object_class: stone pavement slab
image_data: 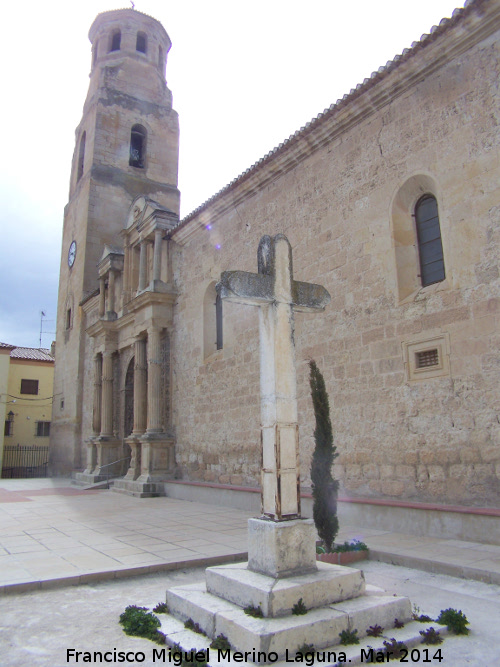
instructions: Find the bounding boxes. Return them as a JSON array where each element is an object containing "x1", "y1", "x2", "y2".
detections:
[
  {"x1": 0, "y1": 479, "x2": 250, "y2": 593},
  {"x1": 1, "y1": 478, "x2": 500, "y2": 594}
]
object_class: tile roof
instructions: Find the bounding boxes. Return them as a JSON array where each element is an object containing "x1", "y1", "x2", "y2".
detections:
[
  {"x1": 10, "y1": 348, "x2": 54, "y2": 362},
  {"x1": 0, "y1": 342, "x2": 16, "y2": 350}
]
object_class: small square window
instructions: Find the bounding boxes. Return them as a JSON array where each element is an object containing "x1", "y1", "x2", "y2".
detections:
[
  {"x1": 403, "y1": 335, "x2": 450, "y2": 382},
  {"x1": 21, "y1": 379, "x2": 39, "y2": 395},
  {"x1": 36, "y1": 421, "x2": 51, "y2": 437}
]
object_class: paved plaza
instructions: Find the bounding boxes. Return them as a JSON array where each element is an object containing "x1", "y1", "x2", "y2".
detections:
[
  {"x1": 1, "y1": 479, "x2": 500, "y2": 592},
  {"x1": 0, "y1": 479, "x2": 500, "y2": 666}
]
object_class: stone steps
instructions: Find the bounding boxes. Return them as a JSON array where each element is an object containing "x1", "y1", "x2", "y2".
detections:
[
  {"x1": 112, "y1": 479, "x2": 166, "y2": 497},
  {"x1": 157, "y1": 611, "x2": 441, "y2": 666},
  {"x1": 205, "y1": 561, "x2": 366, "y2": 617},
  {"x1": 165, "y1": 562, "x2": 412, "y2": 659}
]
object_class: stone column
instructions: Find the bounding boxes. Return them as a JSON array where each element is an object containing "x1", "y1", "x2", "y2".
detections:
[
  {"x1": 100, "y1": 351, "x2": 114, "y2": 437},
  {"x1": 99, "y1": 277, "x2": 106, "y2": 317},
  {"x1": 107, "y1": 270, "x2": 116, "y2": 315},
  {"x1": 146, "y1": 326, "x2": 163, "y2": 433},
  {"x1": 138, "y1": 240, "x2": 147, "y2": 292},
  {"x1": 92, "y1": 354, "x2": 102, "y2": 434},
  {"x1": 152, "y1": 229, "x2": 163, "y2": 283},
  {"x1": 133, "y1": 338, "x2": 147, "y2": 434}
]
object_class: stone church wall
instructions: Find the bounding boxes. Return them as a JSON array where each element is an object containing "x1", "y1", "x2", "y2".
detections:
[{"x1": 170, "y1": 14, "x2": 500, "y2": 506}]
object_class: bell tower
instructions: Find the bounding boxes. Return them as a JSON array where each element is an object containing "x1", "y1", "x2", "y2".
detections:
[{"x1": 50, "y1": 9, "x2": 179, "y2": 474}]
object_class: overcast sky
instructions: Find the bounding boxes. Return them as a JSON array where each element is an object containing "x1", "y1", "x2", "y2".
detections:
[{"x1": 0, "y1": 0, "x2": 464, "y2": 349}]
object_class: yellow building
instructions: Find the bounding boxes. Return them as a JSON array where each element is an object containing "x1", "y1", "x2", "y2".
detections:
[{"x1": 1, "y1": 345, "x2": 54, "y2": 477}]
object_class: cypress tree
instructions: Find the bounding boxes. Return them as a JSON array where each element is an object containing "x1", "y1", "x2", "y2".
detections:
[{"x1": 309, "y1": 360, "x2": 339, "y2": 552}]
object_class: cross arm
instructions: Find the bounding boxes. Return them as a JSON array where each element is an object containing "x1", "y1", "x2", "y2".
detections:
[
  {"x1": 292, "y1": 280, "x2": 331, "y2": 311},
  {"x1": 217, "y1": 270, "x2": 274, "y2": 306}
]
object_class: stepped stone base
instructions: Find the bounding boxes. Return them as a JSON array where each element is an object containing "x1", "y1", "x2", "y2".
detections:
[
  {"x1": 166, "y1": 560, "x2": 412, "y2": 660},
  {"x1": 158, "y1": 612, "x2": 439, "y2": 666},
  {"x1": 165, "y1": 516, "x2": 412, "y2": 663},
  {"x1": 205, "y1": 561, "x2": 365, "y2": 617},
  {"x1": 112, "y1": 479, "x2": 165, "y2": 497}
]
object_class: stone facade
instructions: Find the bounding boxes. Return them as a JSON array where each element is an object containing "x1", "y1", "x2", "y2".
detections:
[
  {"x1": 52, "y1": 1, "x2": 500, "y2": 507},
  {"x1": 170, "y1": 0, "x2": 500, "y2": 507}
]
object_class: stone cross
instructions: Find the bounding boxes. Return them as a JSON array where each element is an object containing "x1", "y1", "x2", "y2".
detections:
[{"x1": 217, "y1": 234, "x2": 330, "y2": 521}]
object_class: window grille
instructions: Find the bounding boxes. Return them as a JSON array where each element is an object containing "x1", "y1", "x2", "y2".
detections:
[{"x1": 416, "y1": 349, "x2": 439, "y2": 369}]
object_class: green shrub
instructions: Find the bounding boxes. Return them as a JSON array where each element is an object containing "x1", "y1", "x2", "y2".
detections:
[
  {"x1": 333, "y1": 539, "x2": 369, "y2": 552},
  {"x1": 420, "y1": 627, "x2": 443, "y2": 645},
  {"x1": 416, "y1": 614, "x2": 434, "y2": 623},
  {"x1": 436, "y1": 608, "x2": 469, "y2": 635},
  {"x1": 184, "y1": 618, "x2": 206, "y2": 635},
  {"x1": 297, "y1": 644, "x2": 315, "y2": 656},
  {"x1": 366, "y1": 624, "x2": 384, "y2": 637},
  {"x1": 210, "y1": 634, "x2": 231, "y2": 650},
  {"x1": 119, "y1": 605, "x2": 161, "y2": 642},
  {"x1": 382, "y1": 639, "x2": 408, "y2": 659},
  {"x1": 244, "y1": 605, "x2": 263, "y2": 618},
  {"x1": 339, "y1": 628, "x2": 359, "y2": 645},
  {"x1": 292, "y1": 598, "x2": 308, "y2": 616}
]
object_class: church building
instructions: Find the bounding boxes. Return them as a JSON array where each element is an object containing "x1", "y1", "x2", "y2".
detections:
[{"x1": 50, "y1": 1, "x2": 500, "y2": 534}]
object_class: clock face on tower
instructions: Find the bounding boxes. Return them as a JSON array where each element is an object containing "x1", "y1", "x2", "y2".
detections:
[{"x1": 68, "y1": 240, "x2": 77, "y2": 268}]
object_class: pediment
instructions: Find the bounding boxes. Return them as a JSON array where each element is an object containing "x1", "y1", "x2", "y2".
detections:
[{"x1": 126, "y1": 195, "x2": 177, "y2": 232}]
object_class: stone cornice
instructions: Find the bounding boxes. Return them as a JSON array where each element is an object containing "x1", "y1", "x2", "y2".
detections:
[
  {"x1": 126, "y1": 286, "x2": 177, "y2": 314},
  {"x1": 172, "y1": 0, "x2": 499, "y2": 246},
  {"x1": 86, "y1": 318, "x2": 118, "y2": 339}
]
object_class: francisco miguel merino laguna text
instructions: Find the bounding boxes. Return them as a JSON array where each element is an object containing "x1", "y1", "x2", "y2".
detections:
[{"x1": 66, "y1": 647, "x2": 351, "y2": 664}]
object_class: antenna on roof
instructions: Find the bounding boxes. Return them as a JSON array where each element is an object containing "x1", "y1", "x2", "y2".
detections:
[{"x1": 39, "y1": 311, "x2": 46, "y2": 348}]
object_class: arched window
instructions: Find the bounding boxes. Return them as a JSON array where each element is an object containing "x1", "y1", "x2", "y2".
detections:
[
  {"x1": 129, "y1": 125, "x2": 146, "y2": 168},
  {"x1": 77, "y1": 132, "x2": 86, "y2": 181},
  {"x1": 110, "y1": 30, "x2": 121, "y2": 52},
  {"x1": 415, "y1": 195, "x2": 445, "y2": 286},
  {"x1": 136, "y1": 32, "x2": 147, "y2": 54},
  {"x1": 158, "y1": 46, "x2": 164, "y2": 68}
]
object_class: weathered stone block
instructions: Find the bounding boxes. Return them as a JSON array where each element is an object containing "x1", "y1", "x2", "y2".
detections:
[{"x1": 247, "y1": 518, "x2": 317, "y2": 578}]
